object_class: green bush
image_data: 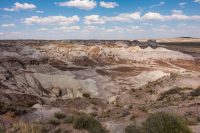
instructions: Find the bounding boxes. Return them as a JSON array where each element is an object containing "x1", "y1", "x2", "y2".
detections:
[
  {"x1": 54, "y1": 112, "x2": 66, "y2": 119},
  {"x1": 143, "y1": 112, "x2": 192, "y2": 133},
  {"x1": 0, "y1": 128, "x2": 4, "y2": 133},
  {"x1": 138, "y1": 105, "x2": 148, "y2": 112},
  {"x1": 125, "y1": 125, "x2": 141, "y2": 133},
  {"x1": 128, "y1": 105, "x2": 133, "y2": 110},
  {"x1": 73, "y1": 115, "x2": 105, "y2": 133},
  {"x1": 82, "y1": 93, "x2": 91, "y2": 98},
  {"x1": 190, "y1": 87, "x2": 200, "y2": 97},
  {"x1": 64, "y1": 115, "x2": 74, "y2": 124},
  {"x1": 49, "y1": 119, "x2": 60, "y2": 126}
]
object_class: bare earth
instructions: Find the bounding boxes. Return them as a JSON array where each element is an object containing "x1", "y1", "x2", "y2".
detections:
[{"x1": 0, "y1": 39, "x2": 199, "y2": 133}]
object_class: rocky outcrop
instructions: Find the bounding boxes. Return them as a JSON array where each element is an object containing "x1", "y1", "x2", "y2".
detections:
[{"x1": 42, "y1": 44, "x2": 193, "y2": 66}]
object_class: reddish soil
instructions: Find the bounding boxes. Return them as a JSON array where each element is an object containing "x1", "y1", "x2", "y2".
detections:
[{"x1": 170, "y1": 60, "x2": 200, "y2": 72}]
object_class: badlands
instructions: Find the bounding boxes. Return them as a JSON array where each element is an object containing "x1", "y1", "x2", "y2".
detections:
[{"x1": 0, "y1": 39, "x2": 199, "y2": 133}]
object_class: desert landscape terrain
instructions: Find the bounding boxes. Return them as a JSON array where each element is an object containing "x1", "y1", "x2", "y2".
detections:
[{"x1": 0, "y1": 38, "x2": 199, "y2": 133}]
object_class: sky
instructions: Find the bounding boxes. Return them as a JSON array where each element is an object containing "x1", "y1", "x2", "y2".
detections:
[{"x1": 0, "y1": 0, "x2": 200, "y2": 40}]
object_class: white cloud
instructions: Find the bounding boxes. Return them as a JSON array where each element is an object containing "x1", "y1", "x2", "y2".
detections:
[
  {"x1": 153, "y1": 25, "x2": 169, "y2": 32},
  {"x1": 127, "y1": 26, "x2": 142, "y2": 31},
  {"x1": 82, "y1": 25, "x2": 100, "y2": 32},
  {"x1": 169, "y1": 14, "x2": 189, "y2": 20},
  {"x1": 179, "y1": 2, "x2": 187, "y2": 8},
  {"x1": 142, "y1": 12, "x2": 164, "y2": 20},
  {"x1": 37, "y1": 28, "x2": 48, "y2": 31},
  {"x1": 99, "y1": 1, "x2": 119, "y2": 8},
  {"x1": 11, "y1": 32, "x2": 23, "y2": 35},
  {"x1": 1, "y1": 23, "x2": 15, "y2": 28},
  {"x1": 82, "y1": 25, "x2": 143, "y2": 33},
  {"x1": 2, "y1": 15, "x2": 12, "y2": 18},
  {"x1": 171, "y1": 10, "x2": 183, "y2": 15},
  {"x1": 0, "y1": 32, "x2": 22, "y2": 36},
  {"x1": 0, "y1": 32, "x2": 5, "y2": 35},
  {"x1": 142, "y1": 23, "x2": 153, "y2": 26},
  {"x1": 191, "y1": 15, "x2": 200, "y2": 20},
  {"x1": 55, "y1": 0, "x2": 96, "y2": 10},
  {"x1": 24, "y1": 15, "x2": 80, "y2": 25},
  {"x1": 194, "y1": 0, "x2": 200, "y2": 3},
  {"x1": 104, "y1": 12, "x2": 141, "y2": 22},
  {"x1": 84, "y1": 11, "x2": 200, "y2": 24},
  {"x1": 84, "y1": 15, "x2": 106, "y2": 24},
  {"x1": 35, "y1": 10, "x2": 44, "y2": 13},
  {"x1": 142, "y1": 12, "x2": 200, "y2": 21},
  {"x1": 3, "y1": 2, "x2": 36, "y2": 11},
  {"x1": 84, "y1": 12, "x2": 141, "y2": 24},
  {"x1": 150, "y1": 1, "x2": 165, "y2": 8},
  {"x1": 54, "y1": 26, "x2": 80, "y2": 31}
]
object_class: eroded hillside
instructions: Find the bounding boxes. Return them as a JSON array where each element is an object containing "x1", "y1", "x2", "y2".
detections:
[{"x1": 0, "y1": 40, "x2": 199, "y2": 133}]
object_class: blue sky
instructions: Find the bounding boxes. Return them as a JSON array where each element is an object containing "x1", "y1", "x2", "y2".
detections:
[{"x1": 0, "y1": 0, "x2": 200, "y2": 40}]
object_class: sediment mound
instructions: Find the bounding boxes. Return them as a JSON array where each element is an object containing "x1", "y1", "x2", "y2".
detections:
[{"x1": 42, "y1": 44, "x2": 193, "y2": 65}]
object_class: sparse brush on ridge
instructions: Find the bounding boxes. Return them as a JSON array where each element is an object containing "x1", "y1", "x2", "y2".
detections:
[
  {"x1": 0, "y1": 102, "x2": 33, "y2": 116},
  {"x1": 158, "y1": 87, "x2": 182, "y2": 101},
  {"x1": 142, "y1": 112, "x2": 192, "y2": 133}
]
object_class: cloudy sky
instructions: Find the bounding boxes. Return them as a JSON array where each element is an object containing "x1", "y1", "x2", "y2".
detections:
[{"x1": 0, "y1": 0, "x2": 200, "y2": 40}]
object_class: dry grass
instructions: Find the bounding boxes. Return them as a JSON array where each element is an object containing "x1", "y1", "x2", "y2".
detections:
[{"x1": 13, "y1": 122, "x2": 42, "y2": 133}]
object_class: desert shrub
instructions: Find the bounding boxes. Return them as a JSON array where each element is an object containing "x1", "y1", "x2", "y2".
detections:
[
  {"x1": 121, "y1": 109, "x2": 130, "y2": 117},
  {"x1": 64, "y1": 115, "x2": 74, "y2": 124},
  {"x1": 128, "y1": 105, "x2": 133, "y2": 110},
  {"x1": 185, "y1": 117, "x2": 199, "y2": 125},
  {"x1": 130, "y1": 114, "x2": 138, "y2": 121},
  {"x1": 184, "y1": 112, "x2": 199, "y2": 125},
  {"x1": 125, "y1": 125, "x2": 141, "y2": 133},
  {"x1": 54, "y1": 128, "x2": 70, "y2": 133},
  {"x1": 143, "y1": 112, "x2": 192, "y2": 133},
  {"x1": 49, "y1": 119, "x2": 60, "y2": 126},
  {"x1": 90, "y1": 99, "x2": 98, "y2": 105},
  {"x1": 190, "y1": 87, "x2": 200, "y2": 97},
  {"x1": 82, "y1": 93, "x2": 91, "y2": 98},
  {"x1": 54, "y1": 128, "x2": 62, "y2": 133},
  {"x1": 73, "y1": 115, "x2": 105, "y2": 133},
  {"x1": 0, "y1": 128, "x2": 4, "y2": 133},
  {"x1": 90, "y1": 112, "x2": 98, "y2": 117},
  {"x1": 138, "y1": 106, "x2": 148, "y2": 113},
  {"x1": 54, "y1": 112, "x2": 66, "y2": 119},
  {"x1": 13, "y1": 122, "x2": 42, "y2": 133},
  {"x1": 146, "y1": 89, "x2": 155, "y2": 95}
]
